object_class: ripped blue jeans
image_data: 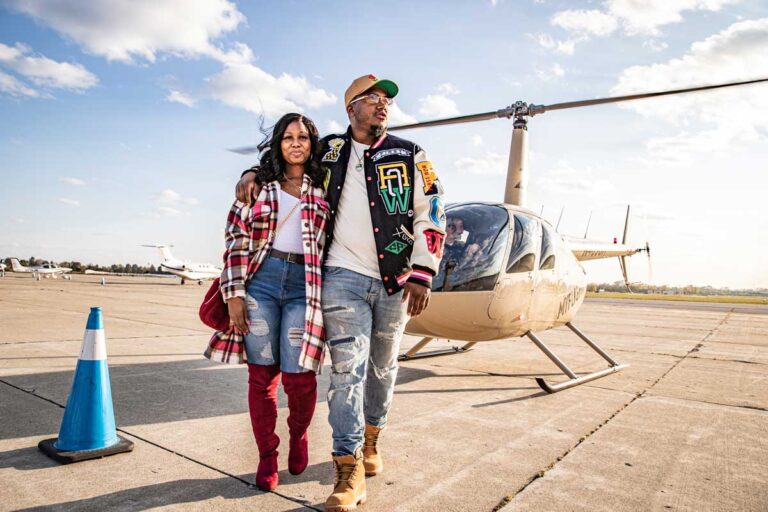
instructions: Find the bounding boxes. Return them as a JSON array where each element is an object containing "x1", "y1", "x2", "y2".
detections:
[
  {"x1": 243, "y1": 256, "x2": 308, "y2": 374},
  {"x1": 322, "y1": 266, "x2": 408, "y2": 456}
]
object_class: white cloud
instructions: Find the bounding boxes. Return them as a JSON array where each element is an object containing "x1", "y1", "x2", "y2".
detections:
[
  {"x1": 455, "y1": 152, "x2": 507, "y2": 175},
  {"x1": 607, "y1": 0, "x2": 736, "y2": 36},
  {"x1": 548, "y1": 1, "x2": 737, "y2": 54},
  {"x1": 157, "y1": 189, "x2": 182, "y2": 203},
  {"x1": 611, "y1": 18, "x2": 768, "y2": 162},
  {"x1": 207, "y1": 64, "x2": 336, "y2": 118},
  {"x1": 59, "y1": 177, "x2": 85, "y2": 186},
  {"x1": 551, "y1": 9, "x2": 618, "y2": 37},
  {"x1": 155, "y1": 189, "x2": 198, "y2": 214},
  {"x1": 536, "y1": 160, "x2": 614, "y2": 195},
  {"x1": 3, "y1": 0, "x2": 246, "y2": 64},
  {"x1": 643, "y1": 39, "x2": 669, "y2": 52},
  {"x1": 166, "y1": 90, "x2": 197, "y2": 107},
  {"x1": 156, "y1": 206, "x2": 181, "y2": 217},
  {"x1": 58, "y1": 198, "x2": 80, "y2": 206},
  {"x1": 535, "y1": 63, "x2": 565, "y2": 81},
  {"x1": 0, "y1": 69, "x2": 38, "y2": 97},
  {"x1": 472, "y1": 135, "x2": 483, "y2": 146},
  {"x1": 533, "y1": 33, "x2": 577, "y2": 55},
  {"x1": 437, "y1": 82, "x2": 460, "y2": 95},
  {"x1": 418, "y1": 94, "x2": 460, "y2": 117},
  {"x1": 0, "y1": 43, "x2": 98, "y2": 91},
  {"x1": 387, "y1": 103, "x2": 417, "y2": 125},
  {"x1": 327, "y1": 120, "x2": 344, "y2": 133}
]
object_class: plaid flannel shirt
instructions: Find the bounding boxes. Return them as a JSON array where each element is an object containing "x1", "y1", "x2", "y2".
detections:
[{"x1": 204, "y1": 176, "x2": 329, "y2": 372}]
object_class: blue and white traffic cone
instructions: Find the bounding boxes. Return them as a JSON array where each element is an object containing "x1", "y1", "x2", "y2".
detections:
[{"x1": 39, "y1": 307, "x2": 133, "y2": 463}]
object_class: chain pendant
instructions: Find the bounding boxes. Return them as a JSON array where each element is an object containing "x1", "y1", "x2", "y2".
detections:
[{"x1": 355, "y1": 162, "x2": 363, "y2": 172}]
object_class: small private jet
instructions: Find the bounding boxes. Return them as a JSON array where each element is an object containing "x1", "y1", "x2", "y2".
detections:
[
  {"x1": 10, "y1": 258, "x2": 72, "y2": 278},
  {"x1": 143, "y1": 245, "x2": 221, "y2": 284}
]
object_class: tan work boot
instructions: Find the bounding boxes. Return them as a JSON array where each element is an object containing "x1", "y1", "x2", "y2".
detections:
[
  {"x1": 326, "y1": 450, "x2": 367, "y2": 511},
  {"x1": 363, "y1": 424, "x2": 383, "y2": 476}
]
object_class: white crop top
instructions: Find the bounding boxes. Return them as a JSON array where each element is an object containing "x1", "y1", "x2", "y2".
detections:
[{"x1": 272, "y1": 189, "x2": 304, "y2": 254}]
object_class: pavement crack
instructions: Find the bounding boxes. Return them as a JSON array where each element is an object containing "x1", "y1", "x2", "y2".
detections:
[{"x1": 496, "y1": 308, "x2": 736, "y2": 510}]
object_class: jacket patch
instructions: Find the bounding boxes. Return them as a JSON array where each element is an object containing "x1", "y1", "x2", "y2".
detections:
[
  {"x1": 371, "y1": 148, "x2": 412, "y2": 162},
  {"x1": 377, "y1": 162, "x2": 412, "y2": 215},
  {"x1": 424, "y1": 229, "x2": 445, "y2": 259},
  {"x1": 393, "y1": 225, "x2": 415, "y2": 245},
  {"x1": 385, "y1": 240, "x2": 409, "y2": 254},
  {"x1": 322, "y1": 138, "x2": 345, "y2": 162},
  {"x1": 416, "y1": 161, "x2": 440, "y2": 194},
  {"x1": 428, "y1": 196, "x2": 446, "y2": 228}
]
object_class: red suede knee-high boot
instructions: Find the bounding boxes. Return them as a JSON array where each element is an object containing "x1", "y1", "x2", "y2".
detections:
[
  {"x1": 247, "y1": 363, "x2": 281, "y2": 491},
  {"x1": 281, "y1": 371, "x2": 317, "y2": 475}
]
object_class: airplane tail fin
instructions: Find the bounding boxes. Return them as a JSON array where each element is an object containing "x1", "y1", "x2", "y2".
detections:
[
  {"x1": 10, "y1": 258, "x2": 26, "y2": 272},
  {"x1": 141, "y1": 244, "x2": 175, "y2": 262}
]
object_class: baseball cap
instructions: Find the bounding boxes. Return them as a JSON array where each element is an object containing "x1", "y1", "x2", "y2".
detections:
[{"x1": 344, "y1": 74, "x2": 399, "y2": 107}]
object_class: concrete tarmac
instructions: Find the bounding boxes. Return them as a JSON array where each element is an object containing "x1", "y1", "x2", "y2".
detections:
[{"x1": 1, "y1": 274, "x2": 766, "y2": 511}]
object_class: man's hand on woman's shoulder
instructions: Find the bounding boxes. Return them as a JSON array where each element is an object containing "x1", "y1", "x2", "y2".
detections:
[{"x1": 236, "y1": 170, "x2": 260, "y2": 205}]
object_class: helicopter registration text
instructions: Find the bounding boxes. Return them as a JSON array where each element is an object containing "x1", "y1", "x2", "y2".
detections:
[{"x1": 557, "y1": 286, "x2": 585, "y2": 319}]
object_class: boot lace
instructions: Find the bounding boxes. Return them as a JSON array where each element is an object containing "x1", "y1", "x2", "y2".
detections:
[
  {"x1": 363, "y1": 428, "x2": 380, "y2": 453},
  {"x1": 334, "y1": 460, "x2": 357, "y2": 486}
]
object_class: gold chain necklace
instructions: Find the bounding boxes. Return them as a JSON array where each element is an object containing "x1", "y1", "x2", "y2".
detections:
[{"x1": 282, "y1": 174, "x2": 302, "y2": 194}]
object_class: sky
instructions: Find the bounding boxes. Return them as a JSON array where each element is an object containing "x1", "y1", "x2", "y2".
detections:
[{"x1": 1, "y1": 0, "x2": 767, "y2": 289}]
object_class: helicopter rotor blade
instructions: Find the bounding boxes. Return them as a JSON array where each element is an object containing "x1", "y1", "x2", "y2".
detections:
[
  {"x1": 388, "y1": 77, "x2": 768, "y2": 131},
  {"x1": 541, "y1": 77, "x2": 768, "y2": 113},
  {"x1": 228, "y1": 145, "x2": 260, "y2": 155},
  {"x1": 388, "y1": 110, "x2": 503, "y2": 131}
]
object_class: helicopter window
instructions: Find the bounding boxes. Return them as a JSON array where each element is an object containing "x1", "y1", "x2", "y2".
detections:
[
  {"x1": 506, "y1": 214, "x2": 538, "y2": 273},
  {"x1": 433, "y1": 203, "x2": 509, "y2": 292},
  {"x1": 540, "y1": 223, "x2": 556, "y2": 270}
]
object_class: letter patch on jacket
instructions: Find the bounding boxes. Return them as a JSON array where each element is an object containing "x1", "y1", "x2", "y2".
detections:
[
  {"x1": 322, "y1": 138, "x2": 345, "y2": 162},
  {"x1": 424, "y1": 229, "x2": 445, "y2": 258},
  {"x1": 377, "y1": 162, "x2": 411, "y2": 215},
  {"x1": 416, "y1": 161, "x2": 440, "y2": 195}
]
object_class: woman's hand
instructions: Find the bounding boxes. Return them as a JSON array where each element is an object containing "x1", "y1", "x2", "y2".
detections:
[
  {"x1": 236, "y1": 171, "x2": 261, "y2": 205},
  {"x1": 227, "y1": 297, "x2": 249, "y2": 334}
]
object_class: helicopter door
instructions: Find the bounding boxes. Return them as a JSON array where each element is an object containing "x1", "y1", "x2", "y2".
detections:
[
  {"x1": 488, "y1": 212, "x2": 539, "y2": 322},
  {"x1": 528, "y1": 222, "x2": 562, "y2": 331}
]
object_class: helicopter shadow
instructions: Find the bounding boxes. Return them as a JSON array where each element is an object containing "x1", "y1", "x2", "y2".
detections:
[{"x1": 394, "y1": 365, "x2": 545, "y2": 401}]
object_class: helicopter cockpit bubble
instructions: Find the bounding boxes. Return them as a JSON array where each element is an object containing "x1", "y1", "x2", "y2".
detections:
[{"x1": 433, "y1": 203, "x2": 510, "y2": 292}]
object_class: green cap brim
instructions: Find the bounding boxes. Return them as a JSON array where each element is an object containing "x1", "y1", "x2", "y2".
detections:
[{"x1": 373, "y1": 79, "x2": 399, "y2": 99}]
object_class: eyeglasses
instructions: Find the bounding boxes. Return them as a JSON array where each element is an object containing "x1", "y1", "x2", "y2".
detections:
[{"x1": 349, "y1": 93, "x2": 394, "y2": 106}]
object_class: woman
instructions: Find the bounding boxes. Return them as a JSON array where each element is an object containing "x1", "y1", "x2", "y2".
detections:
[{"x1": 205, "y1": 113, "x2": 329, "y2": 491}]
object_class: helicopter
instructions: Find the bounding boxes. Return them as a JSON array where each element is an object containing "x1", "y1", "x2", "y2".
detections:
[{"x1": 386, "y1": 77, "x2": 768, "y2": 393}]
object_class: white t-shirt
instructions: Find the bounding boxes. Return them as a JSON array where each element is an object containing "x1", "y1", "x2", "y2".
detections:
[
  {"x1": 324, "y1": 139, "x2": 380, "y2": 279},
  {"x1": 272, "y1": 189, "x2": 304, "y2": 254}
]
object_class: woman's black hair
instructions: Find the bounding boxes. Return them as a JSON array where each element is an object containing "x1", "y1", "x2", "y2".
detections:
[{"x1": 249, "y1": 113, "x2": 325, "y2": 189}]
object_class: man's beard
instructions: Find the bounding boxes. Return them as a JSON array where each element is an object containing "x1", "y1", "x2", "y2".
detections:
[{"x1": 369, "y1": 122, "x2": 386, "y2": 138}]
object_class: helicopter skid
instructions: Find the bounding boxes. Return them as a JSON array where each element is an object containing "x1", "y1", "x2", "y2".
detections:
[
  {"x1": 398, "y1": 337, "x2": 477, "y2": 361},
  {"x1": 527, "y1": 322, "x2": 628, "y2": 394}
]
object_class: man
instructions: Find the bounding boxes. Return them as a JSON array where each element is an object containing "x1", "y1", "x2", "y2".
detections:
[{"x1": 237, "y1": 74, "x2": 445, "y2": 511}]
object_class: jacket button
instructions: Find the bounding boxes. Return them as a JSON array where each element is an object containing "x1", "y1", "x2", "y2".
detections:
[
  {"x1": 379, "y1": 254, "x2": 384, "y2": 259},
  {"x1": 367, "y1": 176, "x2": 372, "y2": 181},
  {"x1": 383, "y1": 276, "x2": 389, "y2": 281},
  {"x1": 331, "y1": 210, "x2": 335, "y2": 214},
  {"x1": 387, "y1": 288, "x2": 393, "y2": 293},
  {"x1": 374, "y1": 227, "x2": 379, "y2": 233},
  {"x1": 337, "y1": 185, "x2": 341, "y2": 189},
  {"x1": 370, "y1": 201, "x2": 375, "y2": 207}
]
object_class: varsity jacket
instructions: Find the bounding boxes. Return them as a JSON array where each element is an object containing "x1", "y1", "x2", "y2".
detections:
[{"x1": 321, "y1": 128, "x2": 446, "y2": 295}]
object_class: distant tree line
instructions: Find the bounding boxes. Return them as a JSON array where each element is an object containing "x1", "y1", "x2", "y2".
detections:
[
  {"x1": 588, "y1": 281, "x2": 768, "y2": 297},
  {"x1": 1, "y1": 257, "x2": 170, "y2": 275}
]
